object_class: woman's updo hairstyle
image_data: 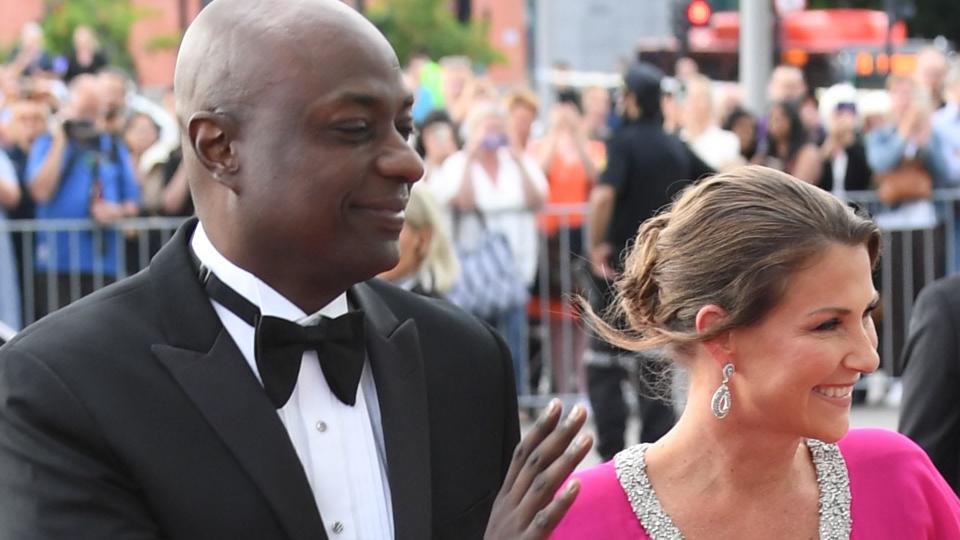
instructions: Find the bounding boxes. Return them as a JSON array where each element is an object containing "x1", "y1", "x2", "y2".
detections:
[{"x1": 592, "y1": 165, "x2": 880, "y2": 358}]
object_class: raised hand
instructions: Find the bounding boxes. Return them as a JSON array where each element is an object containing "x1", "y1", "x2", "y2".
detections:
[{"x1": 484, "y1": 400, "x2": 593, "y2": 540}]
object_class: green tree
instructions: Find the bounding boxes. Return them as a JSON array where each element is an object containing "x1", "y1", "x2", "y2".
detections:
[
  {"x1": 366, "y1": 0, "x2": 503, "y2": 66},
  {"x1": 41, "y1": 0, "x2": 152, "y2": 76}
]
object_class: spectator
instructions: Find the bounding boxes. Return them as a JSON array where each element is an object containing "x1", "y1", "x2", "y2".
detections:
[
  {"x1": 505, "y1": 87, "x2": 539, "y2": 155},
  {"x1": 674, "y1": 56, "x2": 699, "y2": 83},
  {"x1": 4, "y1": 99, "x2": 48, "y2": 212},
  {"x1": 680, "y1": 74, "x2": 743, "y2": 171},
  {"x1": 155, "y1": 86, "x2": 192, "y2": 218},
  {"x1": 63, "y1": 26, "x2": 108, "y2": 83},
  {"x1": 533, "y1": 100, "x2": 603, "y2": 254},
  {"x1": 377, "y1": 185, "x2": 459, "y2": 298},
  {"x1": 722, "y1": 106, "x2": 757, "y2": 161},
  {"x1": 6, "y1": 22, "x2": 54, "y2": 78},
  {"x1": 715, "y1": 82, "x2": 743, "y2": 126},
  {"x1": 859, "y1": 89, "x2": 892, "y2": 135},
  {"x1": 866, "y1": 76, "x2": 950, "y2": 406},
  {"x1": 123, "y1": 112, "x2": 162, "y2": 213},
  {"x1": 430, "y1": 102, "x2": 549, "y2": 390},
  {"x1": 26, "y1": 75, "x2": 139, "y2": 317},
  {"x1": 581, "y1": 86, "x2": 612, "y2": 141},
  {"x1": 585, "y1": 62, "x2": 712, "y2": 460},
  {"x1": 767, "y1": 65, "x2": 807, "y2": 104},
  {"x1": 0, "y1": 150, "x2": 21, "y2": 331},
  {"x1": 866, "y1": 76, "x2": 949, "y2": 207},
  {"x1": 660, "y1": 76, "x2": 683, "y2": 135},
  {"x1": 407, "y1": 52, "x2": 443, "y2": 124},
  {"x1": 817, "y1": 83, "x2": 872, "y2": 195},
  {"x1": 800, "y1": 92, "x2": 825, "y2": 144},
  {"x1": 97, "y1": 69, "x2": 179, "y2": 169},
  {"x1": 933, "y1": 60, "x2": 960, "y2": 186},
  {"x1": 529, "y1": 99, "x2": 604, "y2": 396},
  {"x1": 915, "y1": 46, "x2": 950, "y2": 111},
  {"x1": 757, "y1": 65, "x2": 808, "y2": 143},
  {"x1": 439, "y1": 55, "x2": 474, "y2": 124},
  {"x1": 3, "y1": 98, "x2": 49, "y2": 317},
  {"x1": 414, "y1": 109, "x2": 458, "y2": 186},
  {"x1": 752, "y1": 101, "x2": 822, "y2": 184}
]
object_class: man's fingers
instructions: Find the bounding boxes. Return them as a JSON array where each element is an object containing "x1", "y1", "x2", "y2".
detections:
[
  {"x1": 521, "y1": 479, "x2": 582, "y2": 540},
  {"x1": 510, "y1": 404, "x2": 587, "y2": 499},
  {"x1": 501, "y1": 399, "x2": 563, "y2": 492},
  {"x1": 517, "y1": 430, "x2": 593, "y2": 520}
]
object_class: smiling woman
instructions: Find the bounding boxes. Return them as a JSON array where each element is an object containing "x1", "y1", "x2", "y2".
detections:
[{"x1": 551, "y1": 165, "x2": 960, "y2": 539}]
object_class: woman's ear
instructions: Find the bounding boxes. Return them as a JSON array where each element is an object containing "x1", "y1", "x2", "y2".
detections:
[{"x1": 696, "y1": 304, "x2": 732, "y2": 367}]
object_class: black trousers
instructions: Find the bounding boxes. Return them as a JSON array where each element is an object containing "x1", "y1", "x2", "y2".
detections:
[
  {"x1": 586, "y1": 359, "x2": 675, "y2": 461},
  {"x1": 585, "y1": 273, "x2": 675, "y2": 461}
]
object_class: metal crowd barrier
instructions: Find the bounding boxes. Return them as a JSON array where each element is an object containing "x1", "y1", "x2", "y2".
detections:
[{"x1": 3, "y1": 192, "x2": 959, "y2": 406}]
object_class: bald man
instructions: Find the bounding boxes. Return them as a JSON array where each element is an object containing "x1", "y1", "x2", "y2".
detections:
[{"x1": 0, "y1": 1, "x2": 593, "y2": 539}]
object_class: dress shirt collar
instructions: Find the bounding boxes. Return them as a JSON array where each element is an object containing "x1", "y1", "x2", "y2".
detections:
[{"x1": 190, "y1": 221, "x2": 348, "y2": 324}]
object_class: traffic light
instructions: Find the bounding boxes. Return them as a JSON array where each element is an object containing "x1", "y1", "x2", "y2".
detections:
[
  {"x1": 673, "y1": 0, "x2": 712, "y2": 55},
  {"x1": 686, "y1": 0, "x2": 712, "y2": 27}
]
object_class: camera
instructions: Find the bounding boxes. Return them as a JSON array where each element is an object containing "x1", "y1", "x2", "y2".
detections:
[{"x1": 63, "y1": 119, "x2": 100, "y2": 147}]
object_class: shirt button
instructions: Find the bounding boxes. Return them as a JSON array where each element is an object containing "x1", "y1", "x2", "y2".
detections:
[
  {"x1": 315, "y1": 421, "x2": 327, "y2": 433},
  {"x1": 332, "y1": 521, "x2": 344, "y2": 534}
]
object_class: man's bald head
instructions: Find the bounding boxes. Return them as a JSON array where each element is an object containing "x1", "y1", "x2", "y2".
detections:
[{"x1": 174, "y1": 0, "x2": 393, "y2": 126}]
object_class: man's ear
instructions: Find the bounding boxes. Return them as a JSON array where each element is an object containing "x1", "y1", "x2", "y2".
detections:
[
  {"x1": 188, "y1": 111, "x2": 240, "y2": 189},
  {"x1": 695, "y1": 304, "x2": 732, "y2": 367}
]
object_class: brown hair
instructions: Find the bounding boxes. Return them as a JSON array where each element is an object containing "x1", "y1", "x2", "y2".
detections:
[{"x1": 590, "y1": 165, "x2": 880, "y2": 357}]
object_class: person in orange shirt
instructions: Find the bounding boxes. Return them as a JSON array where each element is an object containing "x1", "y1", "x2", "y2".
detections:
[{"x1": 529, "y1": 98, "x2": 606, "y2": 396}]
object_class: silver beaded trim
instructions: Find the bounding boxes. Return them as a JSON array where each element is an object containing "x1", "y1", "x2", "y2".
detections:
[
  {"x1": 614, "y1": 444, "x2": 684, "y2": 540},
  {"x1": 613, "y1": 439, "x2": 851, "y2": 540},
  {"x1": 807, "y1": 438, "x2": 853, "y2": 540}
]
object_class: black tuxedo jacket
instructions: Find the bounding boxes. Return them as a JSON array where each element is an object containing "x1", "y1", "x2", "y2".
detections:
[
  {"x1": 900, "y1": 274, "x2": 960, "y2": 496},
  {"x1": 0, "y1": 219, "x2": 520, "y2": 539}
]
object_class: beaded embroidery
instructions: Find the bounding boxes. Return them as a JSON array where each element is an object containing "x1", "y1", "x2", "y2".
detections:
[{"x1": 613, "y1": 439, "x2": 851, "y2": 539}]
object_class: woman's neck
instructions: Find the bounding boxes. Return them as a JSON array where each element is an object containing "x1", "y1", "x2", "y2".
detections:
[{"x1": 645, "y1": 372, "x2": 811, "y2": 496}]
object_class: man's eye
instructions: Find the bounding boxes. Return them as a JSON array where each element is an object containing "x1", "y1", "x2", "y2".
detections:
[
  {"x1": 335, "y1": 121, "x2": 371, "y2": 137},
  {"x1": 397, "y1": 124, "x2": 415, "y2": 140},
  {"x1": 814, "y1": 319, "x2": 841, "y2": 332}
]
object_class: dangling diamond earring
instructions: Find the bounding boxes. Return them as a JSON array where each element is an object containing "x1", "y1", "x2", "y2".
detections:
[{"x1": 711, "y1": 363, "x2": 735, "y2": 419}]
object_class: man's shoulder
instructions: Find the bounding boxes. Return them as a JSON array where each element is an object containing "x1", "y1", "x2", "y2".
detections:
[
  {"x1": 917, "y1": 274, "x2": 960, "y2": 312},
  {"x1": 3, "y1": 271, "x2": 156, "y2": 362}
]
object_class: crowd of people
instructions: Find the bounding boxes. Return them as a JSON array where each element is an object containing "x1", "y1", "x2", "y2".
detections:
[
  {"x1": 2, "y1": 20, "x2": 960, "y2": 399},
  {"x1": 0, "y1": 24, "x2": 189, "y2": 331},
  {"x1": 1, "y1": 1, "x2": 960, "y2": 537}
]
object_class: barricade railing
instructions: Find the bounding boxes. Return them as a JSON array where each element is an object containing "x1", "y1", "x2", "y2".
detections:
[{"x1": 3, "y1": 191, "x2": 958, "y2": 407}]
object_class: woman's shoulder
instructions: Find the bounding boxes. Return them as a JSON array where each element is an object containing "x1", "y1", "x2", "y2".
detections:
[
  {"x1": 839, "y1": 429, "x2": 960, "y2": 537},
  {"x1": 552, "y1": 459, "x2": 649, "y2": 540},
  {"x1": 839, "y1": 427, "x2": 928, "y2": 464}
]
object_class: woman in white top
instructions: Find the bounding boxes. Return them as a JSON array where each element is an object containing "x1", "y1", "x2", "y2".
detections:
[
  {"x1": 680, "y1": 75, "x2": 743, "y2": 172},
  {"x1": 428, "y1": 101, "x2": 549, "y2": 390}
]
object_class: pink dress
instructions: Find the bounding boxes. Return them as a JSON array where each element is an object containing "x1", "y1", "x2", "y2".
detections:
[{"x1": 552, "y1": 429, "x2": 960, "y2": 539}]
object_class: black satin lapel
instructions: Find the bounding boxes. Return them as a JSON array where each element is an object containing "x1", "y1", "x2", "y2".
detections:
[
  {"x1": 361, "y1": 307, "x2": 432, "y2": 539},
  {"x1": 152, "y1": 331, "x2": 328, "y2": 540}
]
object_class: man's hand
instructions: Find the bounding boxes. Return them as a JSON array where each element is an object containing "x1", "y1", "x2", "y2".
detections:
[
  {"x1": 589, "y1": 243, "x2": 617, "y2": 280},
  {"x1": 484, "y1": 400, "x2": 593, "y2": 540},
  {"x1": 90, "y1": 200, "x2": 124, "y2": 225}
]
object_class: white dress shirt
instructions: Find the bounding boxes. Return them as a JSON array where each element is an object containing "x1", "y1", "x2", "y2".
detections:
[{"x1": 191, "y1": 223, "x2": 394, "y2": 539}]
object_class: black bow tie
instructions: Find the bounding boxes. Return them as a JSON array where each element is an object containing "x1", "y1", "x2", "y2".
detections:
[{"x1": 199, "y1": 266, "x2": 366, "y2": 409}]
